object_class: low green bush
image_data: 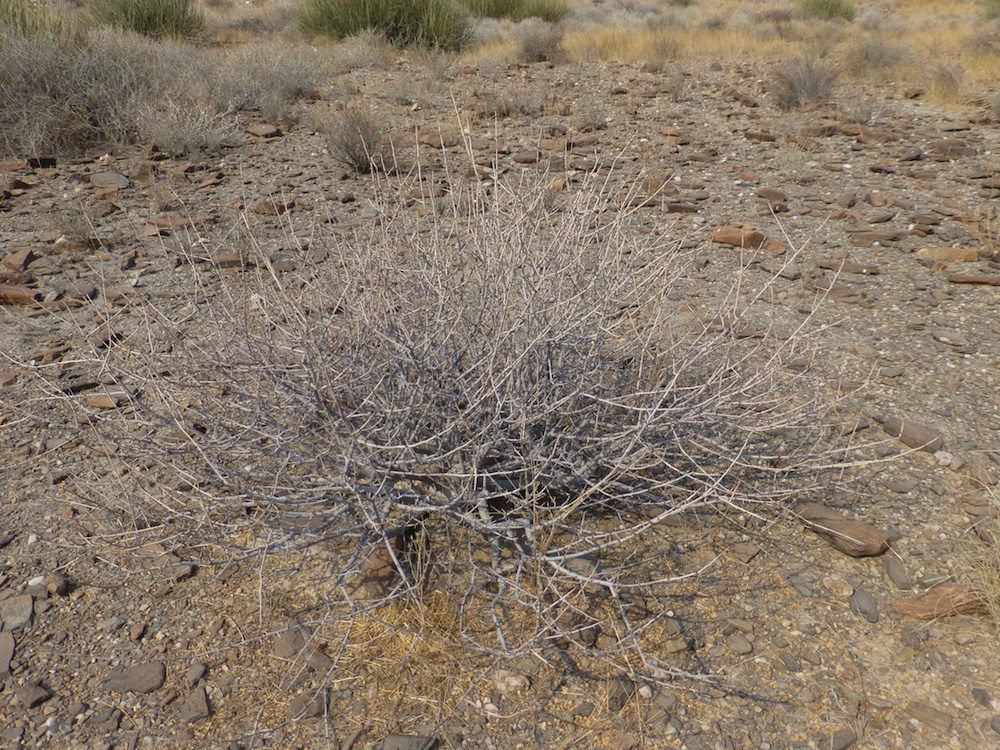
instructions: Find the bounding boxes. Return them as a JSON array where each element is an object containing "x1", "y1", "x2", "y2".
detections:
[
  {"x1": 297, "y1": 0, "x2": 472, "y2": 50},
  {"x1": 462, "y1": 0, "x2": 567, "y2": 22},
  {"x1": 800, "y1": 0, "x2": 855, "y2": 22},
  {"x1": 88, "y1": 0, "x2": 204, "y2": 39}
]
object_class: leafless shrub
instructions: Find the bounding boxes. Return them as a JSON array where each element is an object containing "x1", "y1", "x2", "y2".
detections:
[
  {"x1": 212, "y1": 42, "x2": 328, "y2": 120},
  {"x1": 926, "y1": 61, "x2": 964, "y2": 103},
  {"x1": 839, "y1": 95, "x2": 884, "y2": 125},
  {"x1": 517, "y1": 18, "x2": 563, "y2": 62},
  {"x1": 47, "y1": 166, "x2": 870, "y2": 694},
  {"x1": 843, "y1": 35, "x2": 907, "y2": 80},
  {"x1": 773, "y1": 56, "x2": 839, "y2": 109},
  {"x1": 329, "y1": 30, "x2": 396, "y2": 70},
  {"x1": 325, "y1": 105, "x2": 386, "y2": 173},
  {"x1": 138, "y1": 99, "x2": 238, "y2": 156}
]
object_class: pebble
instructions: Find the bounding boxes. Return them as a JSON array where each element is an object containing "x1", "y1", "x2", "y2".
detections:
[
  {"x1": 179, "y1": 685, "x2": 211, "y2": 723},
  {"x1": 104, "y1": 662, "x2": 166, "y2": 694},
  {"x1": 849, "y1": 589, "x2": 879, "y2": 623},
  {"x1": 884, "y1": 556, "x2": 913, "y2": 590}
]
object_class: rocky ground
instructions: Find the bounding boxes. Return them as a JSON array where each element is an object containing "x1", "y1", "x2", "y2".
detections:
[{"x1": 3, "y1": 50, "x2": 1000, "y2": 750}]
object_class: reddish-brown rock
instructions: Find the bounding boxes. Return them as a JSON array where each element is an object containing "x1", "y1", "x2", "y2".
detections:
[{"x1": 892, "y1": 584, "x2": 988, "y2": 619}]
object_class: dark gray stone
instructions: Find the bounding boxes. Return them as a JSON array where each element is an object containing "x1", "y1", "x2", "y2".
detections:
[
  {"x1": 849, "y1": 589, "x2": 879, "y2": 623},
  {"x1": 16, "y1": 683, "x2": 51, "y2": 708},
  {"x1": 105, "y1": 662, "x2": 166, "y2": 694},
  {"x1": 180, "y1": 686, "x2": 210, "y2": 723},
  {"x1": 884, "y1": 556, "x2": 912, "y2": 590},
  {"x1": 186, "y1": 662, "x2": 207, "y2": 686},
  {"x1": 273, "y1": 626, "x2": 308, "y2": 659}
]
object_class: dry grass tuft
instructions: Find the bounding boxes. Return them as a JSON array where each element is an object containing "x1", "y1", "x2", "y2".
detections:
[
  {"x1": 772, "y1": 55, "x2": 839, "y2": 109},
  {"x1": 324, "y1": 104, "x2": 387, "y2": 173}
]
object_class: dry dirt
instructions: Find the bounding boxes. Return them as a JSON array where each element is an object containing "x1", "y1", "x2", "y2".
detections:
[{"x1": 3, "y1": 49, "x2": 1000, "y2": 750}]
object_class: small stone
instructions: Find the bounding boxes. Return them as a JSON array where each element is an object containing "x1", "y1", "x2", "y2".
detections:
[
  {"x1": 42, "y1": 573, "x2": 69, "y2": 596},
  {"x1": 16, "y1": 683, "x2": 51, "y2": 708},
  {"x1": 287, "y1": 690, "x2": 326, "y2": 719},
  {"x1": 247, "y1": 123, "x2": 281, "y2": 138},
  {"x1": 905, "y1": 701, "x2": 952, "y2": 732},
  {"x1": 892, "y1": 584, "x2": 988, "y2": 619},
  {"x1": 104, "y1": 662, "x2": 166, "y2": 694},
  {"x1": 381, "y1": 736, "x2": 436, "y2": 750},
  {"x1": 971, "y1": 687, "x2": 992, "y2": 707},
  {"x1": 186, "y1": 662, "x2": 207, "y2": 686},
  {"x1": 797, "y1": 502, "x2": 896, "y2": 557},
  {"x1": 251, "y1": 197, "x2": 294, "y2": 216},
  {"x1": 0, "y1": 632, "x2": 14, "y2": 673},
  {"x1": 1, "y1": 247, "x2": 36, "y2": 272},
  {"x1": 991, "y1": 715, "x2": 1000, "y2": 735},
  {"x1": 273, "y1": 626, "x2": 308, "y2": 659},
  {"x1": 710, "y1": 225, "x2": 784, "y2": 252},
  {"x1": 849, "y1": 589, "x2": 879, "y2": 623},
  {"x1": 180, "y1": 685, "x2": 211, "y2": 723},
  {"x1": 827, "y1": 728, "x2": 858, "y2": 750},
  {"x1": 821, "y1": 576, "x2": 854, "y2": 598},
  {"x1": 512, "y1": 150, "x2": 541, "y2": 164},
  {"x1": 0, "y1": 285, "x2": 41, "y2": 306},
  {"x1": 915, "y1": 247, "x2": 978, "y2": 262},
  {"x1": 884, "y1": 556, "x2": 912, "y2": 590},
  {"x1": 725, "y1": 633, "x2": 753, "y2": 655},
  {"x1": 0, "y1": 594, "x2": 33, "y2": 630},
  {"x1": 90, "y1": 171, "x2": 129, "y2": 189},
  {"x1": 492, "y1": 669, "x2": 530, "y2": 694},
  {"x1": 882, "y1": 416, "x2": 944, "y2": 452}
]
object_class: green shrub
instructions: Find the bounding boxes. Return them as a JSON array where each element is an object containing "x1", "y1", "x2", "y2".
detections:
[
  {"x1": 985, "y1": 0, "x2": 1000, "y2": 20},
  {"x1": 88, "y1": 0, "x2": 204, "y2": 39},
  {"x1": 462, "y1": 0, "x2": 567, "y2": 22},
  {"x1": 297, "y1": 0, "x2": 472, "y2": 50},
  {"x1": 0, "y1": 0, "x2": 71, "y2": 38},
  {"x1": 800, "y1": 0, "x2": 855, "y2": 21}
]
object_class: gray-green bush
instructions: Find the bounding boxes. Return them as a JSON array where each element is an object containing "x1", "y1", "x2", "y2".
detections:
[
  {"x1": 88, "y1": 0, "x2": 204, "y2": 38},
  {"x1": 773, "y1": 56, "x2": 839, "y2": 109},
  {"x1": 462, "y1": 0, "x2": 567, "y2": 22},
  {"x1": 297, "y1": 0, "x2": 472, "y2": 50},
  {"x1": 800, "y1": 0, "x2": 855, "y2": 22}
]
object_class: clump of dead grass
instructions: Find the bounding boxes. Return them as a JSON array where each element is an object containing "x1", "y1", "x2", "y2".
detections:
[
  {"x1": 212, "y1": 42, "x2": 328, "y2": 121},
  {"x1": 324, "y1": 104, "x2": 387, "y2": 173},
  {"x1": 772, "y1": 55, "x2": 839, "y2": 109}
]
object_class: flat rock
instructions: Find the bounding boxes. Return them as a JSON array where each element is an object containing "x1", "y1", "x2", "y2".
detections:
[
  {"x1": 882, "y1": 416, "x2": 944, "y2": 452},
  {"x1": 884, "y1": 556, "x2": 912, "y2": 590},
  {"x1": 915, "y1": 247, "x2": 978, "y2": 262},
  {"x1": 273, "y1": 626, "x2": 308, "y2": 659},
  {"x1": 710, "y1": 225, "x2": 785, "y2": 252},
  {"x1": 892, "y1": 583, "x2": 988, "y2": 619},
  {"x1": 247, "y1": 123, "x2": 281, "y2": 138},
  {"x1": 796, "y1": 502, "x2": 896, "y2": 557},
  {"x1": 287, "y1": 690, "x2": 326, "y2": 720},
  {"x1": 90, "y1": 171, "x2": 130, "y2": 189},
  {"x1": 0, "y1": 594, "x2": 34, "y2": 630},
  {"x1": 104, "y1": 662, "x2": 166, "y2": 694},
  {"x1": 0, "y1": 632, "x2": 13, "y2": 672},
  {"x1": 948, "y1": 273, "x2": 1000, "y2": 286},
  {"x1": 16, "y1": 683, "x2": 51, "y2": 708},
  {"x1": 905, "y1": 701, "x2": 953, "y2": 732},
  {"x1": 180, "y1": 685, "x2": 211, "y2": 723},
  {"x1": 381, "y1": 736, "x2": 436, "y2": 750},
  {"x1": 849, "y1": 588, "x2": 879, "y2": 623}
]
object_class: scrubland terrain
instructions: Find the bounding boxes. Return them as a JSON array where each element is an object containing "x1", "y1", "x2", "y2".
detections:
[{"x1": 3, "y1": 1, "x2": 1000, "y2": 748}]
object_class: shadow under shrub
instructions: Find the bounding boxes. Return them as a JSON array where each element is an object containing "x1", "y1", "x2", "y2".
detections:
[
  {"x1": 74, "y1": 172, "x2": 861, "y2": 679},
  {"x1": 297, "y1": 0, "x2": 472, "y2": 50}
]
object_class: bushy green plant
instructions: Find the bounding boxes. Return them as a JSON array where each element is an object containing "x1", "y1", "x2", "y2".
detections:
[
  {"x1": 0, "y1": 0, "x2": 70, "y2": 38},
  {"x1": 297, "y1": 0, "x2": 471, "y2": 50},
  {"x1": 462, "y1": 0, "x2": 567, "y2": 22},
  {"x1": 800, "y1": 0, "x2": 855, "y2": 21},
  {"x1": 88, "y1": 0, "x2": 204, "y2": 39}
]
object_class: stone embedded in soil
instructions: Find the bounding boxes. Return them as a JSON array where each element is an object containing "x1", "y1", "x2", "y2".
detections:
[
  {"x1": 104, "y1": 662, "x2": 166, "y2": 694},
  {"x1": 905, "y1": 701, "x2": 953, "y2": 733},
  {"x1": 0, "y1": 285, "x2": 41, "y2": 306},
  {"x1": 710, "y1": 225, "x2": 784, "y2": 252},
  {"x1": 881, "y1": 416, "x2": 944, "y2": 452},
  {"x1": 180, "y1": 685, "x2": 211, "y2": 723},
  {"x1": 381, "y1": 736, "x2": 436, "y2": 750},
  {"x1": 186, "y1": 662, "x2": 207, "y2": 686},
  {"x1": 725, "y1": 633, "x2": 753, "y2": 655},
  {"x1": 849, "y1": 588, "x2": 879, "y2": 623},
  {"x1": 884, "y1": 556, "x2": 913, "y2": 590},
  {"x1": 915, "y1": 247, "x2": 978, "y2": 262},
  {"x1": 247, "y1": 123, "x2": 281, "y2": 138},
  {"x1": 273, "y1": 626, "x2": 308, "y2": 659},
  {"x1": 948, "y1": 273, "x2": 1000, "y2": 286},
  {"x1": 16, "y1": 683, "x2": 51, "y2": 708},
  {"x1": 0, "y1": 632, "x2": 14, "y2": 672},
  {"x1": 251, "y1": 197, "x2": 294, "y2": 216},
  {"x1": 796, "y1": 502, "x2": 897, "y2": 557},
  {"x1": 0, "y1": 593, "x2": 34, "y2": 630},
  {"x1": 891, "y1": 583, "x2": 989, "y2": 619},
  {"x1": 287, "y1": 690, "x2": 326, "y2": 720}
]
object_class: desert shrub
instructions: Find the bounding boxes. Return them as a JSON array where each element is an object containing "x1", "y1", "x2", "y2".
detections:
[
  {"x1": 325, "y1": 105, "x2": 386, "y2": 173},
  {"x1": 462, "y1": 0, "x2": 567, "y2": 22},
  {"x1": 773, "y1": 56, "x2": 839, "y2": 109},
  {"x1": 296, "y1": 0, "x2": 472, "y2": 50},
  {"x1": 66, "y1": 169, "x2": 861, "y2": 680},
  {"x1": 213, "y1": 42, "x2": 327, "y2": 120},
  {"x1": 139, "y1": 100, "x2": 238, "y2": 157},
  {"x1": 800, "y1": 0, "x2": 854, "y2": 21},
  {"x1": 985, "y1": 0, "x2": 1000, "y2": 20},
  {"x1": 88, "y1": 0, "x2": 204, "y2": 39},
  {"x1": 518, "y1": 18, "x2": 563, "y2": 61},
  {"x1": 844, "y1": 36, "x2": 907, "y2": 80},
  {"x1": 926, "y1": 61, "x2": 964, "y2": 103}
]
